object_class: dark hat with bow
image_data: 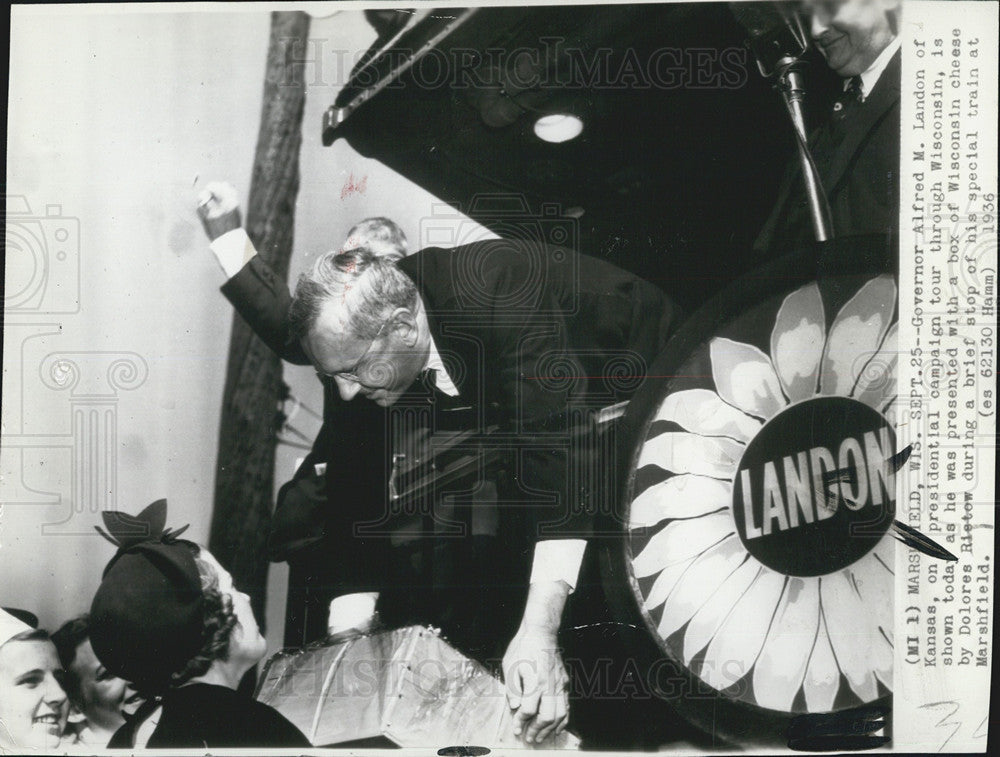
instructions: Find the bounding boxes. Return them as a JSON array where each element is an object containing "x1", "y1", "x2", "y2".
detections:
[{"x1": 89, "y1": 499, "x2": 204, "y2": 692}]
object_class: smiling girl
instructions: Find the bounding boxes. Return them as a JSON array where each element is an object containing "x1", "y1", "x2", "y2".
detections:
[{"x1": 0, "y1": 610, "x2": 70, "y2": 751}]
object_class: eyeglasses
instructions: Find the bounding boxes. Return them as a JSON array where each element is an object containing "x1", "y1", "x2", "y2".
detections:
[{"x1": 316, "y1": 319, "x2": 389, "y2": 385}]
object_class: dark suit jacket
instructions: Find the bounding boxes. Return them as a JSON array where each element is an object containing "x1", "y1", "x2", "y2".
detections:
[
  {"x1": 397, "y1": 242, "x2": 678, "y2": 541},
  {"x1": 224, "y1": 244, "x2": 677, "y2": 541},
  {"x1": 221, "y1": 258, "x2": 392, "y2": 597},
  {"x1": 221, "y1": 243, "x2": 678, "y2": 655},
  {"x1": 220, "y1": 255, "x2": 308, "y2": 365},
  {"x1": 108, "y1": 683, "x2": 309, "y2": 748},
  {"x1": 755, "y1": 49, "x2": 900, "y2": 254}
]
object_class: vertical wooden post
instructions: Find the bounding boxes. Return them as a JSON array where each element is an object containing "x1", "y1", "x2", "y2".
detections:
[{"x1": 210, "y1": 11, "x2": 310, "y2": 629}]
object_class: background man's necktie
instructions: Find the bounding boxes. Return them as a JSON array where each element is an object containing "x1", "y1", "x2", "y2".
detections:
[
  {"x1": 830, "y1": 74, "x2": 864, "y2": 143},
  {"x1": 809, "y1": 74, "x2": 865, "y2": 182}
]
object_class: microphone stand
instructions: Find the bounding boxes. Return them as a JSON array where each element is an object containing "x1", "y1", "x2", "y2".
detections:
[
  {"x1": 774, "y1": 60, "x2": 832, "y2": 241},
  {"x1": 741, "y1": 2, "x2": 833, "y2": 242}
]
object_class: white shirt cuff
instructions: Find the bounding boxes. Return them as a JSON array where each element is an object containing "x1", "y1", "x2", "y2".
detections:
[
  {"x1": 209, "y1": 227, "x2": 257, "y2": 279},
  {"x1": 328, "y1": 592, "x2": 379, "y2": 634},
  {"x1": 529, "y1": 539, "x2": 587, "y2": 592}
]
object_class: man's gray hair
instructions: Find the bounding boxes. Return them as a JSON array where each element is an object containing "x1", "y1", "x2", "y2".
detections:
[
  {"x1": 289, "y1": 246, "x2": 418, "y2": 344},
  {"x1": 342, "y1": 217, "x2": 407, "y2": 260}
]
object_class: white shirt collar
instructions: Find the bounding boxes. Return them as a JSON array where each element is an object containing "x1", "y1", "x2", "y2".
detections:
[
  {"x1": 424, "y1": 336, "x2": 459, "y2": 397},
  {"x1": 852, "y1": 36, "x2": 900, "y2": 100}
]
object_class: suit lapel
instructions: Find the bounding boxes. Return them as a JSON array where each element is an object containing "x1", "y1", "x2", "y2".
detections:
[
  {"x1": 398, "y1": 249, "x2": 480, "y2": 404},
  {"x1": 823, "y1": 49, "x2": 900, "y2": 195}
]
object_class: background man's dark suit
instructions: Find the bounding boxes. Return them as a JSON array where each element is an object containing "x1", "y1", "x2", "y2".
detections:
[{"x1": 755, "y1": 48, "x2": 900, "y2": 254}]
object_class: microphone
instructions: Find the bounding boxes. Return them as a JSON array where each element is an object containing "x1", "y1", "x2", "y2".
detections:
[
  {"x1": 730, "y1": 1, "x2": 809, "y2": 77},
  {"x1": 731, "y1": 1, "x2": 834, "y2": 242}
]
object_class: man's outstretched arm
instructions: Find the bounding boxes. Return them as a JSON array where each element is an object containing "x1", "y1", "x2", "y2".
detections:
[
  {"x1": 196, "y1": 181, "x2": 309, "y2": 364},
  {"x1": 503, "y1": 535, "x2": 585, "y2": 743}
]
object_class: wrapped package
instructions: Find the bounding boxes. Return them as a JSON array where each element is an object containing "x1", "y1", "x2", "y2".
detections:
[{"x1": 256, "y1": 625, "x2": 578, "y2": 749}]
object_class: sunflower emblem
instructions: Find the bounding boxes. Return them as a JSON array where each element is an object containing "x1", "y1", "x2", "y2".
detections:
[{"x1": 627, "y1": 275, "x2": 897, "y2": 714}]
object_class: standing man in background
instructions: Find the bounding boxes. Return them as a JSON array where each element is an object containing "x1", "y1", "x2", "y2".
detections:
[{"x1": 755, "y1": 0, "x2": 901, "y2": 253}]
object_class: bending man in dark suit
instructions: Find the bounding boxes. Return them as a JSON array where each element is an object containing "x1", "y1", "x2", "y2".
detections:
[
  {"x1": 198, "y1": 183, "x2": 406, "y2": 640},
  {"x1": 286, "y1": 238, "x2": 678, "y2": 742},
  {"x1": 755, "y1": 0, "x2": 901, "y2": 253},
  {"x1": 200, "y1": 189, "x2": 536, "y2": 660}
]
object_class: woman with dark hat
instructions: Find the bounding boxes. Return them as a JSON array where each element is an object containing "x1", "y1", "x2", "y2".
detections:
[{"x1": 88, "y1": 500, "x2": 310, "y2": 748}]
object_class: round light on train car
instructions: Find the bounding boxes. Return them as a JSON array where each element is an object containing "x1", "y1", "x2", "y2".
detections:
[{"x1": 533, "y1": 114, "x2": 583, "y2": 143}]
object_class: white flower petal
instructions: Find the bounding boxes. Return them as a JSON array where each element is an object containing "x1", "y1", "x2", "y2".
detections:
[
  {"x1": 803, "y1": 616, "x2": 839, "y2": 712},
  {"x1": 871, "y1": 533, "x2": 895, "y2": 575},
  {"x1": 850, "y1": 552, "x2": 894, "y2": 692},
  {"x1": 853, "y1": 323, "x2": 898, "y2": 410},
  {"x1": 699, "y1": 568, "x2": 786, "y2": 692},
  {"x1": 644, "y1": 555, "x2": 697, "y2": 612},
  {"x1": 771, "y1": 283, "x2": 826, "y2": 403},
  {"x1": 683, "y1": 559, "x2": 760, "y2": 664},
  {"x1": 637, "y1": 432, "x2": 744, "y2": 479},
  {"x1": 820, "y1": 276, "x2": 897, "y2": 396},
  {"x1": 631, "y1": 511, "x2": 735, "y2": 579},
  {"x1": 629, "y1": 475, "x2": 732, "y2": 529},
  {"x1": 881, "y1": 398, "x2": 897, "y2": 428},
  {"x1": 753, "y1": 578, "x2": 820, "y2": 711},
  {"x1": 657, "y1": 535, "x2": 747, "y2": 639},
  {"x1": 711, "y1": 338, "x2": 787, "y2": 420},
  {"x1": 820, "y1": 571, "x2": 879, "y2": 702},
  {"x1": 654, "y1": 388, "x2": 762, "y2": 442},
  {"x1": 873, "y1": 634, "x2": 893, "y2": 690},
  {"x1": 848, "y1": 553, "x2": 895, "y2": 692},
  {"x1": 849, "y1": 551, "x2": 892, "y2": 637}
]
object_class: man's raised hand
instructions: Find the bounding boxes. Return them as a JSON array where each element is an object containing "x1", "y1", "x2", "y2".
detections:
[{"x1": 196, "y1": 181, "x2": 242, "y2": 242}]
